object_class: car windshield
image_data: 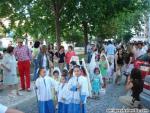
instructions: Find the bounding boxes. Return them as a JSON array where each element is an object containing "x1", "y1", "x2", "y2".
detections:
[{"x1": 137, "y1": 53, "x2": 150, "y2": 62}]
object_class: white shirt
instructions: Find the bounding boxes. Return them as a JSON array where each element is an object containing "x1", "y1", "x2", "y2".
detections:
[
  {"x1": 0, "y1": 104, "x2": 7, "y2": 113},
  {"x1": 35, "y1": 76, "x2": 56, "y2": 101},
  {"x1": 42, "y1": 55, "x2": 47, "y2": 68}
]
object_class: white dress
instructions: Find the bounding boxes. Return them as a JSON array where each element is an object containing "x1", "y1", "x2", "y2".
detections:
[{"x1": 2, "y1": 53, "x2": 18, "y2": 85}]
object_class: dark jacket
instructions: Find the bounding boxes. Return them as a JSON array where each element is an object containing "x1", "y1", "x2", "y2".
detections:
[{"x1": 37, "y1": 52, "x2": 49, "y2": 69}]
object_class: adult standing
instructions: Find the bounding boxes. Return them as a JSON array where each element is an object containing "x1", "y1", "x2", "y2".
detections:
[
  {"x1": 47, "y1": 44, "x2": 54, "y2": 63},
  {"x1": 32, "y1": 41, "x2": 40, "y2": 80},
  {"x1": 115, "y1": 48, "x2": 124, "y2": 85},
  {"x1": 1, "y1": 46, "x2": 20, "y2": 95},
  {"x1": 14, "y1": 39, "x2": 32, "y2": 91},
  {"x1": 135, "y1": 41, "x2": 146, "y2": 59},
  {"x1": 37, "y1": 45, "x2": 50, "y2": 75},
  {"x1": 105, "y1": 41, "x2": 116, "y2": 65},
  {"x1": 55, "y1": 46, "x2": 65, "y2": 72},
  {"x1": 87, "y1": 42, "x2": 92, "y2": 63},
  {"x1": 65, "y1": 46, "x2": 76, "y2": 70}
]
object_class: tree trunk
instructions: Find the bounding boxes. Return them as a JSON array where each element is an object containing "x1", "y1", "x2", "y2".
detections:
[
  {"x1": 53, "y1": 0, "x2": 61, "y2": 49},
  {"x1": 55, "y1": 14, "x2": 61, "y2": 49},
  {"x1": 82, "y1": 21, "x2": 88, "y2": 54}
]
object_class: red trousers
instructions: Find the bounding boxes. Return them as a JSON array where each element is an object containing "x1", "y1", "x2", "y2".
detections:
[{"x1": 18, "y1": 60, "x2": 30, "y2": 89}]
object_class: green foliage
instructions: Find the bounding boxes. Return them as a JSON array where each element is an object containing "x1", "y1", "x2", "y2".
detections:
[{"x1": 0, "y1": 0, "x2": 149, "y2": 44}]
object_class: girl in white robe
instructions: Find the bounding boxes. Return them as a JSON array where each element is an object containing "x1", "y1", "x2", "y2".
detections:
[
  {"x1": 68, "y1": 65, "x2": 88, "y2": 113},
  {"x1": 35, "y1": 68, "x2": 56, "y2": 113},
  {"x1": 58, "y1": 76, "x2": 70, "y2": 113}
]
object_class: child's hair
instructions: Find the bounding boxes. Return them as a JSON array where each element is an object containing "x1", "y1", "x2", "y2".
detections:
[
  {"x1": 130, "y1": 68, "x2": 142, "y2": 80},
  {"x1": 68, "y1": 69, "x2": 73, "y2": 79},
  {"x1": 70, "y1": 61, "x2": 76, "y2": 66},
  {"x1": 101, "y1": 55, "x2": 106, "y2": 60},
  {"x1": 80, "y1": 66, "x2": 87, "y2": 76},
  {"x1": 38, "y1": 67, "x2": 45, "y2": 77},
  {"x1": 62, "y1": 69, "x2": 68, "y2": 77},
  {"x1": 94, "y1": 67, "x2": 100, "y2": 74},
  {"x1": 53, "y1": 70, "x2": 59, "y2": 76},
  {"x1": 73, "y1": 65, "x2": 80, "y2": 70},
  {"x1": 61, "y1": 75, "x2": 67, "y2": 82}
]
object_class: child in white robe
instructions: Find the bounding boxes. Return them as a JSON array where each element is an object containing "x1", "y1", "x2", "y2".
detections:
[
  {"x1": 68, "y1": 65, "x2": 88, "y2": 113},
  {"x1": 58, "y1": 75, "x2": 70, "y2": 113},
  {"x1": 35, "y1": 68, "x2": 56, "y2": 113}
]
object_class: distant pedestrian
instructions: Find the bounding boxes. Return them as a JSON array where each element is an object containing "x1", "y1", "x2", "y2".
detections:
[
  {"x1": 55, "y1": 46, "x2": 65, "y2": 72},
  {"x1": 115, "y1": 48, "x2": 124, "y2": 85},
  {"x1": 14, "y1": 38, "x2": 32, "y2": 91},
  {"x1": 32, "y1": 41, "x2": 40, "y2": 80},
  {"x1": 87, "y1": 42, "x2": 92, "y2": 63},
  {"x1": 105, "y1": 41, "x2": 116, "y2": 65},
  {"x1": 65, "y1": 46, "x2": 76, "y2": 70}
]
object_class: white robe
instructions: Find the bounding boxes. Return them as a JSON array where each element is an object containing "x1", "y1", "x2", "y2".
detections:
[
  {"x1": 68, "y1": 76, "x2": 80, "y2": 104},
  {"x1": 68, "y1": 76, "x2": 89, "y2": 104},
  {"x1": 58, "y1": 83, "x2": 70, "y2": 104},
  {"x1": 82, "y1": 58, "x2": 92, "y2": 97},
  {"x1": 35, "y1": 76, "x2": 56, "y2": 101},
  {"x1": 89, "y1": 51, "x2": 98, "y2": 74}
]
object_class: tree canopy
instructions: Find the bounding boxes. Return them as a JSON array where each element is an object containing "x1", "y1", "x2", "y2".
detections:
[{"x1": 0, "y1": 0, "x2": 149, "y2": 48}]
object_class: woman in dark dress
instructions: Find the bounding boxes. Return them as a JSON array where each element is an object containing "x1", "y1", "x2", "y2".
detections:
[{"x1": 115, "y1": 48, "x2": 124, "y2": 85}]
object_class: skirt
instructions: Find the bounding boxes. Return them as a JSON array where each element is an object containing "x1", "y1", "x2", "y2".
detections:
[
  {"x1": 58, "y1": 102, "x2": 68, "y2": 113},
  {"x1": 38, "y1": 100, "x2": 55, "y2": 113},
  {"x1": 68, "y1": 103, "x2": 80, "y2": 113}
]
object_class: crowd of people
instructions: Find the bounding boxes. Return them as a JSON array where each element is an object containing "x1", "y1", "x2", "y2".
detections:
[{"x1": 0, "y1": 39, "x2": 149, "y2": 113}]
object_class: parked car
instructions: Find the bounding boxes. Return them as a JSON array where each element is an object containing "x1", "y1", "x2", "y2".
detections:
[
  {"x1": 140, "y1": 75, "x2": 150, "y2": 109},
  {"x1": 134, "y1": 53, "x2": 150, "y2": 79}
]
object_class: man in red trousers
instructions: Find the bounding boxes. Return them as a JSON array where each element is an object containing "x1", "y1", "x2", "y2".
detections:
[{"x1": 14, "y1": 38, "x2": 32, "y2": 91}]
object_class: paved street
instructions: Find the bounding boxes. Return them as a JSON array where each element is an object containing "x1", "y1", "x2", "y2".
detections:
[{"x1": 16, "y1": 83, "x2": 125, "y2": 113}]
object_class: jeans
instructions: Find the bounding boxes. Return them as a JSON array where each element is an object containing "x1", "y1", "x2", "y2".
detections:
[{"x1": 33, "y1": 59, "x2": 39, "y2": 81}]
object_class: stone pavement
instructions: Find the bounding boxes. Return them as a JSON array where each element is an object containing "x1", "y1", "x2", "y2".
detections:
[
  {"x1": 1, "y1": 77, "x2": 148, "y2": 113},
  {"x1": 0, "y1": 82, "x2": 36, "y2": 108},
  {"x1": 1, "y1": 81, "x2": 126, "y2": 113},
  {"x1": 13, "y1": 83, "x2": 126, "y2": 113}
]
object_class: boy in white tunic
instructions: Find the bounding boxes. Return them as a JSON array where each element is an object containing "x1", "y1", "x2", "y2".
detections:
[{"x1": 35, "y1": 68, "x2": 56, "y2": 113}]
